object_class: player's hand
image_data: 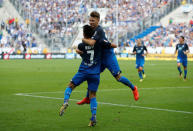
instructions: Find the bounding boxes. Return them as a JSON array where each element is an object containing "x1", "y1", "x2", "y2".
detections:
[
  {"x1": 76, "y1": 49, "x2": 83, "y2": 54},
  {"x1": 183, "y1": 51, "x2": 188, "y2": 55}
]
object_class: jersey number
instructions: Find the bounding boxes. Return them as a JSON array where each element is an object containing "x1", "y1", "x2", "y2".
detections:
[{"x1": 87, "y1": 50, "x2": 94, "y2": 63}]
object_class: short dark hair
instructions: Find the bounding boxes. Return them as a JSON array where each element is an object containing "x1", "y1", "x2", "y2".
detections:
[
  {"x1": 83, "y1": 25, "x2": 94, "y2": 38},
  {"x1": 90, "y1": 11, "x2": 100, "y2": 20},
  {"x1": 180, "y1": 36, "x2": 184, "y2": 40}
]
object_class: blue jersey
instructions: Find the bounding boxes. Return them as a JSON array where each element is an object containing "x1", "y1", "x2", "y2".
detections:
[
  {"x1": 133, "y1": 45, "x2": 147, "y2": 60},
  {"x1": 176, "y1": 43, "x2": 189, "y2": 59},
  {"x1": 77, "y1": 40, "x2": 111, "y2": 74},
  {"x1": 91, "y1": 25, "x2": 114, "y2": 56},
  {"x1": 91, "y1": 25, "x2": 121, "y2": 76}
]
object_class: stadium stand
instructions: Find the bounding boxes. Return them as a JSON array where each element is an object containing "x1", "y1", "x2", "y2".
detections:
[{"x1": 1, "y1": 0, "x2": 192, "y2": 55}]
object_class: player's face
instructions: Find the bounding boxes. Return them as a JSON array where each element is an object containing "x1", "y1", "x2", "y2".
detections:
[
  {"x1": 137, "y1": 39, "x2": 141, "y2": 46},
  {"x1": 179, "y1": 37, "x2": 184, "y2": 44},
  {"x1": 89, "y1": 17, "x2": 99, "y2": 29}
]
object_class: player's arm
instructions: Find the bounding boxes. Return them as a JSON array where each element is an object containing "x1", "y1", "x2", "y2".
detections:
[
  {"x1": 76, "y1": 43, "x2": 84, "y2": 55},
  {"x1": 76, "y1": 49, "x2": 83, "y2": 54},
  {"x1": 132, "y1": 46, "x2": 137, "y2": 55},
  {"x1": 101, "y1": 39, "x2": 117, "y2": 48},
  {"x1": 142, "y1": 46, "x2": 148, "y2": 56},
  {"x1": 72, "y1": 45, "x2": 83, "y2": 54},
  {"x1": 174, "y1": 44, "x2": 178, "y2": 55},
  {"x1": 82, "y1": 30, "x2": 101, "y2": 46},
  {"x1": 82, "y1": 38, "x2": 96, "y2": 46},
  {"x1": 183, "y1": 44, "x2": 190, "y2": 55}
]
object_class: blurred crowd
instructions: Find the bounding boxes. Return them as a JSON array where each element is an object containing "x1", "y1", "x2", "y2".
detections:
[
  {"x1": 103, "y1": 0, "x2": 172, "y2": 42},
  {"x1": 3, "y1": 0, "x2": 191, "y2": 54},
  {"x1": 123, "y1": 22, "x2": 193, "y2": 48},
  {"x1": 12, "y1": 0, "x2": 173, "y2": 41},
  {"x1": 142, "y1": 23, "x2": 193, "y2": 47},
  {"x1": 17, "y1": 0, "x2": 88, "y2": 38},
  {"x1": 0, "y1": 18, "x2": 37, "y2": 53}
]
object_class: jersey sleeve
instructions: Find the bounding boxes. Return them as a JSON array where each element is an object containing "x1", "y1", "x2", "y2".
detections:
[
  {"x1": 78, "y1": 43, "x2": 84, "y2": 51},
  {"x1": 185, "y1": 43, "x2": 189, "y2": 51},
  {"x1": 176, "y1": 44, "x2": 178, "y2": 51},
  {"x1": 144, "y1": 46, "x2": 147, "y2": 51},
  {"x1": 133, "y1": 46, "x2": 136, "y2": 52},
  {"x1": 91, "y1": 28, "x2": 102, "y2": 41},
  {"x1": 100, "y1": 39, "x2": 112, "y2": 48}
]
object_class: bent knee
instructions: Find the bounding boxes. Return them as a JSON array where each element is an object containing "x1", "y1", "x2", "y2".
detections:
[
  {"x1": 139, "y1": 67, "x2": 143, "y2": 71},
  {"x1": 68, "y1": 82, "x2": 76, "y2": 89},
  {"x1": 115, "y1": 74, "x2": 121, "y2": 81}
]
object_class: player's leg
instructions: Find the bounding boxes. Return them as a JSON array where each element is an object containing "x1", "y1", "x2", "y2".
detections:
[
  {"x1": 76, "y1": 90, "x2": 90, "y2": 105},
  {"x1": 106, "y1": 55, "x2": 133, "y2": 90},
  {"x1": 88, "y1": 91, "x2": 97, "y2": 127},
  {"x1": 142, "y1": 68, "x2": 146, "y2": 78},
  {"x1": 177, "y1": 59, "x2": 182, "y2": 77},
  {"x1": 138, "y1": 67, "x2": 143, "y2": 82},
  {"x1": 115, "y1": 74, "x2": 139, "y2": 101},
  {"x1": 59, "y1": 72, "x2": 86, "y2": 116},
  {"x1": 142, "y1": 60, "x2": 146, "y2": 78},
  {"x1": 106, "y1": 55, "x2": 139, "y2": 100},
  {"x1": 59, "y1": 82, "x2": 74, "y2": 116},
  {"x1": 115, "y1": 73, "x2": 135, "y2": 90},
  {"x1": 77, "y1": 64, "x2": 106, "y2": 105},
  {"x1": 136, "y1": 59, "x2": 143, "y2": 81},
  {"x1": 87, "y1": 74, "x2": 100, "y2": 127},
  {"x1": 182, "y1": 60, "x2": 188, "y2": 80}
]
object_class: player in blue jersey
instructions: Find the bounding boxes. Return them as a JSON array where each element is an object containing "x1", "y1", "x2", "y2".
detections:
[
  {"x1": 77, "y1": 11, "x2": 139, "y2": 105},
  {"x1": 133, "y1": 39, "x2": 148, "y2": 82},
  {"x1": 59, "y1": 25, "x2": 117, "y2": 127},
  {"x1": 174, "y1": 36, "x2": 189, "y2": 80}
]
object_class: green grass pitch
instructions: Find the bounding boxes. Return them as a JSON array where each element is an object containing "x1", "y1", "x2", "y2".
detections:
[{"x1": 0, "y1": 59, "x2": 193, "y2": 131}]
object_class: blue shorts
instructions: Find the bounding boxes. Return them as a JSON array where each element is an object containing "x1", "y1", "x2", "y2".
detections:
[
  {"x1": 177, "y1": 58, "x2": 187, "y2": 67},
  {"x1": 101, "y1": 54, "x2": 121, "y2": 77},
  {"x1": 136, "y1": 58, "x2": 145, "y2": 69},
  {"x1": 71, "y1": 72, "x2": 100, "y2": 92}
]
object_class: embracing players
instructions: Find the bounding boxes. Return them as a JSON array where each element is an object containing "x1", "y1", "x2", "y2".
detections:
[
  {"x1": 77, "y1": 11, "x2": 139, "y2": 105},
  {"x1": 59, "y1": 25, "x2": 116, "y2": 126}
]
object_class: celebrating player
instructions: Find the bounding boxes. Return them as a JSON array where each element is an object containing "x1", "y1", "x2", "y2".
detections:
[
  {"x1": 174, "y1": 36, "x2": 189, "y2": 80},
  {"x1": 77, "y1": 11, "x2": 139, "y2": 105},
  {"x1": 133, "y1": 39, "x2": 148, "y2": 82},
  {"x1": 59, "y1": 25, "x2": 116, "y2": 127}
]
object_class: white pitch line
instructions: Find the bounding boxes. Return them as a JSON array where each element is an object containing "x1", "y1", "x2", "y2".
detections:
[
  {"x1": 21, "y1": 87, "x2": 193, "y2": 95},
  {"x1": 15, "y1": 93, "x2": 193, "y2": 115}
]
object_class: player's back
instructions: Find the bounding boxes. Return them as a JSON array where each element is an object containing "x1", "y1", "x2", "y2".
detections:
[
  {"x1": 78, "y1": 42, "x2": 102, "y2": 74},
  {"x1": 92, "y1": 25, "x2": 114, "y2": 57}
]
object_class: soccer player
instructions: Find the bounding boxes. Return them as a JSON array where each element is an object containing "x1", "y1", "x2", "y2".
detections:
[
  {"x1": 133, "y1": 39, "x2": 148, "y2": 82},
  {"x1": 77, "y1": 11, "x2": 139, "y2": 105},
  {"x1": 59, "y1": 25, "x2": 116, "y2": 127},
  {"x1": 174, "y1": 36, "x2": 189, "y2": 80}
]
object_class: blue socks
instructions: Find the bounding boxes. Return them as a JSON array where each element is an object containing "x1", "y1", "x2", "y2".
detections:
[
  {"x1": 90, "y1": 97, "x2": 97, "y2": 116},
  {"x1": 142, "y1": 69, "x2": 145, "y2": 74},
  {"x1": 178, "y1": 67, "x2": 182, "y2": 74},
  {"x1": 64, "y1": 87, "x2": 72, "y2": 103},
  {"x1": 118, "y1": 76, "x2": 135, "y2": 90},
  {"x1": 184, "y1": 69, "x2": 187, "y2": 78},
  {"x1": 138, "y1": 71, "x2": 143, "y2": 79}
]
